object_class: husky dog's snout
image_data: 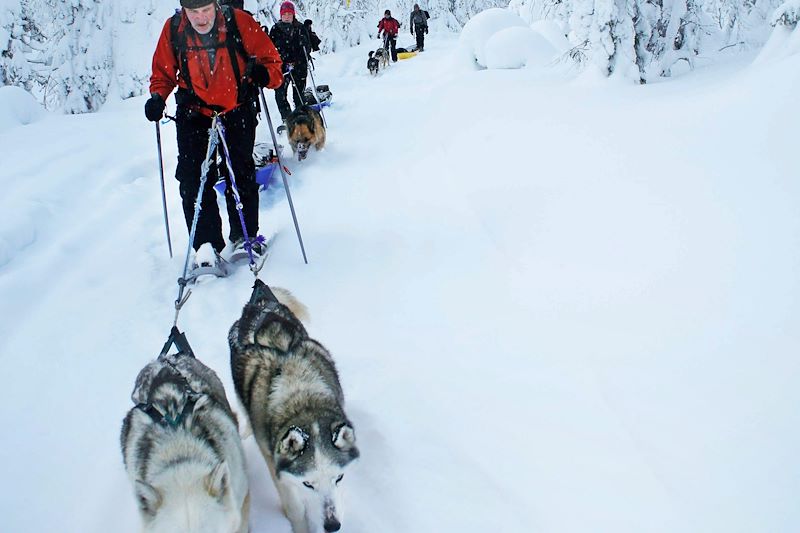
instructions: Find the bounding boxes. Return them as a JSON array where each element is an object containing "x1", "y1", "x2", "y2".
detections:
[{"x1": 323, "y1": 502, "x2": 341, "y2": 532}]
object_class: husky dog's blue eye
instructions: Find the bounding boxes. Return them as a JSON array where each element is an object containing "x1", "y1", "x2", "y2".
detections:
[
  {"x1": 303, "y1": 481, "x2": 314, "y2": 489},
  {"x1": 335, "y1": 474, "x2": 344, "y2": 484}
]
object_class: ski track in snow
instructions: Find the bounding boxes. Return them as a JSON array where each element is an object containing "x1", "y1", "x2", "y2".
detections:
[{"x1": 1, "y1": 33, "x2": 800, "y2": 533}]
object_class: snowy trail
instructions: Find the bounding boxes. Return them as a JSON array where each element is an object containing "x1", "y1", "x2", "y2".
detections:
[{"x1": 1, "y1": 33, "x2": 800, "y2": 533}]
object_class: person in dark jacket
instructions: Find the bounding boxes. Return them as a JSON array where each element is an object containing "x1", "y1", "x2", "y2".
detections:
[
  {"x1": 304, "y1": 19, "x2": 322, "y2": 52},
  {"x1": 410, "y1": 4, "x2": 429, "y2": 52},
  {"x1": 377, "y1": 9, "x2": 400, "y2": 62},
  {"x1": 270, "y1": 1, "x2": 311, "y2": 122},
  {"x1": 145, "y1": 0, "x2": 283, "y2": 265}
]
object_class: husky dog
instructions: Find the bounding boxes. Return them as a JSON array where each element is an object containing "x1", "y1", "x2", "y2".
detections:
[
  {"x1": 373, "y1": 47, "x2": 389, "y2": 69},
  {"x1": 367, "y1": 51, "x2": 380, "y2": 75},
  {"x1": 229, "y1": 280, "x2": 359, "y2": 533},
  {"x1": 286, "y1": 106, "x2": 326, "y2": 161},
  {"x1": 121, "y1": 345, "x2": 250, "y2": 533}
]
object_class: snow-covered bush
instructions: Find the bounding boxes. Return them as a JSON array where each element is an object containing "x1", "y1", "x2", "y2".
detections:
[
  {"x1": 484, "y1": 26, "x2": 558, "y2": 68},
  {"x1": 0, "y1": 85, "x2": 46, "y2": 134},
  {"x1": 754, "y1": 0, "x2": 800, "y2": 62},
  {"x1": 771, "y1": 0, "x2": 800, "y2": 27},
  {"x1": 459, "y1": 8, "x2": 528, "y2": 67}
]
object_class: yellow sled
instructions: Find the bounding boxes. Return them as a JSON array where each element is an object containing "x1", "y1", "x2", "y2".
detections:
[{"x1": 397, "y1": 51, "x2": 418, "y2": 60}]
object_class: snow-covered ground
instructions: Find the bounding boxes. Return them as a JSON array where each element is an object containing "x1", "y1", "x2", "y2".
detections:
[{"x1": 1, "y1": 31, "x2": 799, "y2": 533}]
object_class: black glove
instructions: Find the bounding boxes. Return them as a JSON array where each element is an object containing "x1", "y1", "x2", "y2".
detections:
[
  {"x1": 251, "y1": 64, "x2": 270, "y2": 87},
  {"x1": 425, "y1": 27, "x2": 428, "y2": 34},
  {"x1": 144, "y1": 94, "x2": 165, "y2": 122}
]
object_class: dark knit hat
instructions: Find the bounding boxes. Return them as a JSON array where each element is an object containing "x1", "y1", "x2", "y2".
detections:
[
  {"x1": 180, "y1": 0, "x2": 215, "y2": 8},
  {"x1": 280, "y1": 1, "x2": 296, "y2": 15},
  {"x1": 384, "y1": 9, "x2": 391, "y2": 15},
  {"x1": 304, "y1": 19, "x2": 313, "y2": 26}
]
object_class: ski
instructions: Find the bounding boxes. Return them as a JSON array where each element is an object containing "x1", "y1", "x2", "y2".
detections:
[
  {"x1": 182, "y1": 256, "x2": 233, "y2": 285},
  {"x1": 226, "y1": 231, "x2": 279, "y2": 273}
]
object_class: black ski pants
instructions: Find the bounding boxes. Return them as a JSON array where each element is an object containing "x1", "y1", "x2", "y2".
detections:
[
  {"x1": 384, "y1": 35, "x2": 398, "y2": 62},
  {"x1": 175, "y1": 102, "x2": 259, "y2": 252},
  {"x1": 275, "y1": 67, "x2": 308, "y2": 121},
  {"x1": 413, "y1": 24, "x2": 426, "y2": 50}
]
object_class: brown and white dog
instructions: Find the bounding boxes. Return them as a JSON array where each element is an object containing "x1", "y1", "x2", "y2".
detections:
[{"x1": 286, "y1": 106, "x2": 326, "y2": 161}]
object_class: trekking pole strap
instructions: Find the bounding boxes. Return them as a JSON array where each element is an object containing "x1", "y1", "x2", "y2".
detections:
[
  {"x1": 214, "y1": 119, "x2": 257, "y2": 268},
  {"x1": 259, "y1": 88, "x2": 308, "y2": 264}
]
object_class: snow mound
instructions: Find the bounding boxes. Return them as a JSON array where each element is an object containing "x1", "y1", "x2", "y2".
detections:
[
  {"x1": 531, "y1": 20, "x2": 570, "y2": 53},
  {"x1": 0, "y1": 86, "x2": 46, "y2": 134},
  {"x1": 484, "y1": 26, "x2": 559, "y2": 69},
  {"x1": 754, "y1": 2, "x2": 800, "y2": 64},
  {"x1": 459, "y1": 8, "x2": 527, "y2": 68}
]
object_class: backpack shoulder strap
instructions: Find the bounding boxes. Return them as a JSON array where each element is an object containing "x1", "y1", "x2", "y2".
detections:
[
  {"x1": 221, "y1": 5, "x2": 254, "y2": 105},
  {"x1": 170, "y1": 11, "x2": 196, "y2": 95},
  {"x1": 222, "y1": 5, "x2": 248, "y2": 59}
]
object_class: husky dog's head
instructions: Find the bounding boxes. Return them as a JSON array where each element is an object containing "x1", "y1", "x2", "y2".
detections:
[
  {"x1": 276, "y1": 420, "x2": 359, "y2": 532},
  {"x1": 134, "y1": 460, "x2": 245, "y2": 533}
]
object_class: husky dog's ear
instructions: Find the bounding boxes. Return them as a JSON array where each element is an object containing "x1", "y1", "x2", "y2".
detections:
[
  {"x1": 332, "y1": 423, "x2": 357, "y2": 451},
  {"x1": 278, "y1": 427, "x2": 308, "y2": 458},
  {"x1": 135, "y1": 480, "x2": 162, "y2": 517},
  {"x1": 192, "y1": 394, "x2": 211, "y2": 412},
  {"x1": 205, "y1": 461, "x2": 230, "y2": 501}
]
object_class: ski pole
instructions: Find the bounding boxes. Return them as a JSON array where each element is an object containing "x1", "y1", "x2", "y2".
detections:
[
  {"x1": 287, "y1": 68, "x2": 307, "y2": 112},
  {"x1": 259, "y1": 88, "x2": 309, "y2": 264},
  {"x1": 174, "y1": 115, "x2": 221, "y2": 324},
  {"x1": 302, "y1": 45, "x2": 327, "y2": 127},
  {"x1": 155, "y1": 122, "x2": 173, "y2": 258}
]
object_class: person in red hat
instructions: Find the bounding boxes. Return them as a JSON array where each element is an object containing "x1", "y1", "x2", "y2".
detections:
[
  {"x1": 269, "y1": 1, "x2": 312, "y2": 123},
  {"x1": 377, "y1": 9, "x2": 401, "y2": 62},
  {"x1": 145, "y1": 0, "x2": 284, "y2": 268}
]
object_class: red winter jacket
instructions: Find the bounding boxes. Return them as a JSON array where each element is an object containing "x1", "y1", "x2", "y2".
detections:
[
  {"x1": 149, "y1": 7, "x2": 283, "y2": 116},
  {"x1": 377, "y1": 17, "x2": 400, "y2": 37}
]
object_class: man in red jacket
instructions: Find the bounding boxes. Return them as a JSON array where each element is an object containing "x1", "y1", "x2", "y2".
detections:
[
  {"x1": 377, "y1": 9, "x2": 400, "y2": 62},
  {"x1": 145, "y1": 0, "x2": 283, "y2": 268}
]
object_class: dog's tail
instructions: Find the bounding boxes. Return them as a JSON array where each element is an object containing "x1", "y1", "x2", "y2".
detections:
[
  {"x1": 369, "y1": 51, "x2": 374, "y2": 58},
  {"x1": 271, "y1": 287, "x2": 310, "y2": 324}
]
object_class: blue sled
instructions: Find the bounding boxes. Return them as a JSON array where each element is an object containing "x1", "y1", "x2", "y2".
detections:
[
  {"x1": 256, "y1": 163, "x2": 278, "y2": 190},
  {"x1": 309, "y1": 100, "x2": 332, "y2": 112},
  {"x1": 213, "y1": 162, "x2": 279, "y2": 196}
]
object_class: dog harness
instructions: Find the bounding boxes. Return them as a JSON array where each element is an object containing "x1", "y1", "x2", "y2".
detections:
[{"x1": 135, "y1": 327, "x2": 204, "y2": 429}]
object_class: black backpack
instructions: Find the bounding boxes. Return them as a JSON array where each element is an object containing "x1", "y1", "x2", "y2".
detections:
[
  {"x1": 218, "y1": 0, "x2": 244, "y2": 9},
  {"x1": 170, "y1": 5, "x2": 253, "y2": 106}
]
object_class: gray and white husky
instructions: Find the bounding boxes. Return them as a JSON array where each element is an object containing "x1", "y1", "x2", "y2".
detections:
[
  {"x1": 121, "y1": 344, "x2": 250, "y2": 533},
  {"x1": 229, "y1": 280, "x2": 359, "y2": 533}
]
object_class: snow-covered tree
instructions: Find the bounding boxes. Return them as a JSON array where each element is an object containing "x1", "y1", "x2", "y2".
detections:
[
  {"x1": 1, "y1": 0, "x2": 787, "y2": 110},
  {"x1": 509, "y1": 0, "x2": 784, "y2": 81}
]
